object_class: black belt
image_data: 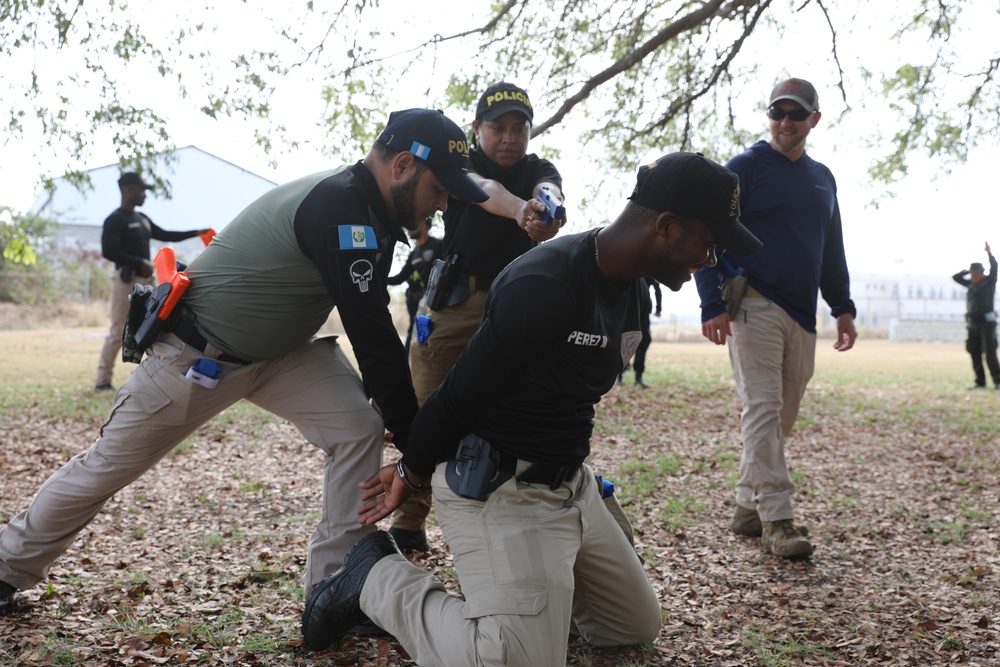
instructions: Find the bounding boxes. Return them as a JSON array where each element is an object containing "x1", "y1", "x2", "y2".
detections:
[
  {"x1": 457, "y1": 272, "x2": 494, "y2": 293},
  {"x1": 497, "y1": 450, "x2": 581, "y2": 490},
  {"x1": 170, "y1": 304, "x2": 251, "y2": 365},
  {"x1": 439, "y1": 272, "x2": 495, "y2": 310}
]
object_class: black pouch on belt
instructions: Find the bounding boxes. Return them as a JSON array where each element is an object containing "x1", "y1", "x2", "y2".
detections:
[{"x1": 445, "y1": 434, "x2": 511, "y2": 501}]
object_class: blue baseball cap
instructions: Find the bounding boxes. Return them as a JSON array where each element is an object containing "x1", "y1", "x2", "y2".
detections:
[{"x1": 376, "y1": 108, "x2": 488, "y2": 203}]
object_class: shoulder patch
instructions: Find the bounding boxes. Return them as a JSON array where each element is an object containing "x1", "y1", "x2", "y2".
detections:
[{"x1": 337, "y1": 225, "x2": 378, "y2": 250}]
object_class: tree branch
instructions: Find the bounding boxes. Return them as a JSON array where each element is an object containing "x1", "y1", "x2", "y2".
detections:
[
  {"x1": 532, "y1": 0, "x2": 740, "y2": 135},
  {"x1": 335, "y1": 0, "x2": 520, "y2": 78},
  {"x1": 635, "y1": 0, "x2": 772, "y2": 142}
]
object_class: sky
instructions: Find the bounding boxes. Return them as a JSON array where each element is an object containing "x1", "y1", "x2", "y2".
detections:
[{"x1": 2, "y1": 1, "x2": 998, "y2": 316}]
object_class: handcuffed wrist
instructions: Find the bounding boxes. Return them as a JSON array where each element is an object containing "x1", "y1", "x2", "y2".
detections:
[{"x1": 396, "y1": 459, "x2": 428, "y2": 492}]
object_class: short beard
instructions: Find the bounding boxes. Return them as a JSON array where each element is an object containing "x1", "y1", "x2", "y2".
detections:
[{"x1": 390, "y1": 165, "x2": 426, "y2": 231}]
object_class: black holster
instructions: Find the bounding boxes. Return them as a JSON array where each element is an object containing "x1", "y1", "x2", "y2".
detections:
[
  {"x1": 424, "y1": 255, "x2": 458, "y2": 311},
  {"x1": 445, "y1": 434, "x2": 511, "y2": 501},
  {"x1": 121, "y1": 283, "x2": 181, "y2": 363},
  {"x1": 121, "y1": 285, "x2": 153, "y2": 363}
]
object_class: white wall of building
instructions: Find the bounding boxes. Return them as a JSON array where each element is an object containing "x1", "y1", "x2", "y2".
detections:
[
  {"x1": 34, "y1": 146, "x2": 278, "y2": 267},
  {"x1": 32, "y1": 146, "x2": 277, "y2": 234}
]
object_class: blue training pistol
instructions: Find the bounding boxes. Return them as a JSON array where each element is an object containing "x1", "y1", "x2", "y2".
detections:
[{"x1": 537, "y1": 186, "x2": 566, "y2": 225}]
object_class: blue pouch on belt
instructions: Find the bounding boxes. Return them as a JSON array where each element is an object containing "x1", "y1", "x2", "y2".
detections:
[{"x1": 415, "y1": 314, "x2": 433, "y2": 345}]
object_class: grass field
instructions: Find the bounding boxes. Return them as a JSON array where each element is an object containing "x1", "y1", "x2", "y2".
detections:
[
  {"x1": 0, "y1": 324, "x2": 976, "y2": 390},
  {"x1": 1, "y1": 323, "x2": 998, "y2": 666}
]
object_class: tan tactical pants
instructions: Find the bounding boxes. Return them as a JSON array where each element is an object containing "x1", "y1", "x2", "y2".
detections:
[
  {"x1": 363, "y1": 462, "x2": 661, "y2": 667},
  {"x1": 0, "y1": 332, "x2": 383, "y2": 597},
  {"x1": 95, "y1": 271, "x2": 154, "y2": 387},
  {"x1": 728, "y1": 293, "x2": 816, "y2": 522}
]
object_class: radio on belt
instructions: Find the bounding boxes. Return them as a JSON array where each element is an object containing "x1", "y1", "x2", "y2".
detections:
[{"x1": 185, "y1": 358, "x2": 222, "y2": 388}]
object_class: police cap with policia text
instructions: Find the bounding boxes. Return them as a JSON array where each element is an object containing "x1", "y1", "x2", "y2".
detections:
[
  {"x1": 476, "y1": 82, "x2": 534, "y2": 123},
  {"x1": 629, "y1": 152, "x2": 762, "y2": 257},
  {"x1": 377, "y1": 108, "x2": 488, "y2": 203}
]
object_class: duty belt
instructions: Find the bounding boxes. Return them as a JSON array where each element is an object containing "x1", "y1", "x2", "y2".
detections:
[
  {"x1": 170, "y1": 303, "x2": 251, "y2": 365},
  {"x1": 497, "y1": 450, "x2": 581, "y2": 490},
  {"x1": 439, "y1": 272, "x2": 495, "y2": 310},
  {"x1": 457, "y1": 272, "x2": 494, "y2": 293}
]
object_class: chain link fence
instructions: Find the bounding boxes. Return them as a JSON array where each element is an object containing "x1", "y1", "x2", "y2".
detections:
[{"x1": 0, "y1": 263, "x2": 111, "y2": 308}]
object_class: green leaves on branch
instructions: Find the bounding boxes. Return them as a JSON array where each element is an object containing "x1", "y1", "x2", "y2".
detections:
[
  {"x1": 869, "y1": 0, "x2": 999, "y2": 184},
  {"x1": 0, "y1": 208, "x2": 53, "y2": 266},
  {"x1": 3, "y1": 0, "x2": 997, "y2": 201}
]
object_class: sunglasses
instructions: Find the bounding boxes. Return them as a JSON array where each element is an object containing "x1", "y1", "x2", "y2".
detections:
[{"x1": 768, "y1": 107, "x2": 815, "y2": 122}]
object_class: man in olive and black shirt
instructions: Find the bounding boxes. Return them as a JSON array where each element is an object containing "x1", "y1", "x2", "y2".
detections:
[
  {"x1": 953, "y1": 242, "x2": 1000, "y2": 389},
  {"x1": 0, "y1": 109, "x2": 487, "y2": 617},
  {"x1": 302, "y1": 152, "x2": 763, "y2": 665}
]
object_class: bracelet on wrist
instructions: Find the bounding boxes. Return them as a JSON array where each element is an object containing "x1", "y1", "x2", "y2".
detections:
[{"x1": 396, "y1": 459, "x2": 427, "y2": 492}]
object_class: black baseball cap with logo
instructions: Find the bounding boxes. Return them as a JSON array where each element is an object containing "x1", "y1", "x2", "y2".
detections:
[
  {"x1": 629, "y1": 152, "x2": 762, "y2": 257},
  {"x1": 377, "y1": 108, "x2": 488, "y2": 203},
  {"x1": 118, "y1": 172, "x2": 153, "y2": 190},
  {"x1": 475, "y1": 82, "x2": 534, "y2": 123}
]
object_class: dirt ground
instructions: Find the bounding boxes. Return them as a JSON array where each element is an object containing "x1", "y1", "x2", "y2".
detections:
[{"x1": 0, "y1": 319, "x2": 998, "y2": 666}]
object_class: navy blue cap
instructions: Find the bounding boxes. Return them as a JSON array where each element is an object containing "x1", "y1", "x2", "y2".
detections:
[{"x1": 377, "y1": 109, "x2": 488, "y2": 203}]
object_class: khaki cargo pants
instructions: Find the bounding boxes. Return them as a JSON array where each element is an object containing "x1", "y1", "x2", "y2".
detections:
[
  {"x1": 364, "y1": 462, "x2": 661, "y2": 667},
  {"x1": 0, "y1": 332, "x2": 384, "y2": 597},
  {"x1": 729, "y1": 294, "x2": 816, "y2": 522}
]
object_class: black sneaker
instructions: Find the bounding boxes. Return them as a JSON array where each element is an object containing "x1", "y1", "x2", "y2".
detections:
[
  {"x1": 301, "y1": 531, "x2": 401, "y2": 651},
  {"x1": 94, "y1": 384, "x2": 116, "y2": 392},
  {"x1": 351, "y1": 615, "x2": 389, "y2": 637},
  {"x1": 0, "y1": 580, "x2": 16, "y2": 616},
  {"x1": 387, "y1": 527, "x2": 429, "y2": 554}
]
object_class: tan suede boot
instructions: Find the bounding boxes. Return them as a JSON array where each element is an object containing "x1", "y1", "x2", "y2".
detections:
[
  {"x1": 762, "y1": 519, "x2": 814, "y2": 558},
  {"x1": 731, "y1": 505, "x2": 763, "y2": 536},
  {"x1": 732, "y1": 506, "x2": 809, "y2": 538}
]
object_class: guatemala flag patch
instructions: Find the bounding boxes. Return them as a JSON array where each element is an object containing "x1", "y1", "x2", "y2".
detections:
[
  {"x1": 338, "y1": 225, "x2": 378, "y2": 250},
  {"x1": 410, "y1": 141, "x2": 431, "y2": 160}
]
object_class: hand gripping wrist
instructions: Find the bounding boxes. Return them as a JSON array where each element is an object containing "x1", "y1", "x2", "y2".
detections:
[{"x1": 396, "y1": 459, "x2": 427, "y2": 492}]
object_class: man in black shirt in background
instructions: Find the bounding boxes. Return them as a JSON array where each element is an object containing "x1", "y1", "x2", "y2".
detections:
[
  {"x1": 953, "y1": 242, "x2": 1000, "y2": 389},
  {"x1": 95, "y1": 172, "x2": 209, "y2": 391},
  {"x1": 387, "y1": 220, "x2": 443, "y2": 352}
]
